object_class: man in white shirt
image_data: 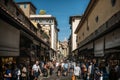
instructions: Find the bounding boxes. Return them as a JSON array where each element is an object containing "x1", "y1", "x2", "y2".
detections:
[
  {"x1": 88, "y1": 62, "x2": 92, "y2": 80},
  {"x1": 74, "y1": 64, "x2": 81, "y2": 80},
  {"x1": 61, "y1": 62, "x2": 64, "y2": 68},
  {"x1": 56, "y1": 61, "x2": 59, "y2": 67},
  {"x1": 88, "y1": 62, "x2": 92, "y2": 74},
  {"x1": 32, "y1": 60, "x2": 42, "y2": 80}
]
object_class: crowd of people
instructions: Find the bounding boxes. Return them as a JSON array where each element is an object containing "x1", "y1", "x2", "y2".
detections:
[
  {"x1": 56, "y1": 59, "x2": 120, "y2": 80},
  {"x1": 0, "y1": 60, "x2": 55, "y2": 80},
  {"x1": 0, "y1": 59, "x2": 120, "y2": 80},
  {"x1": 0, "y1": 62, "x2": 27, "y2": 80}
]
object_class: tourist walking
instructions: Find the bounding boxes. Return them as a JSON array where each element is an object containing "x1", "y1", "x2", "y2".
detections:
[
  {"x1": 74, "y1": 64, "x2": 81, "y2": 80},
  {"x1": 32, "y1": 60, "x2": 42, "y2": 80},
  {"x1": 49, "y1": 61, "x2": 54, "y2": 75},
  {"x1": 63, "y1": 61, "x2": 69, "y2": 76},
  {"x1": 94, "y1": 67, "x2": 103, "y2": 80},
  {"x1": 57, "y1": 63, "x2": 62, "y2": 77},
  {"x1": 87, "y1": 62, "x2": 93, "y2": 80},
  {"x1": 3, "y1": 64, "x2": 12, "y2": 80},
  {"x1": 12, "y1": 64, "x2": 21, "y2": 80},
  {"x1": 81, "y1": 63, "x2": 87, "y2": 80},
  {"x1": 21, "y1": 64, "x2": 27, "y2": 80},
  {"x1": 43, "y1": 62, "x2": 49, "y2": 77}
]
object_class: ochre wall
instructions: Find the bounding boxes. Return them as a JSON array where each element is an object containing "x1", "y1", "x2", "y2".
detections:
[{"x1": 77, "y1": 0, "x2": 120, "y2": 45}]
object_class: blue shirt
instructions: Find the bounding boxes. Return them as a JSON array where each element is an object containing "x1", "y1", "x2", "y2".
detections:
[
  {"x1": 64, "y1": 63, "x2": 68, "y2": 69},
  {"x1": 5, "y1": 69, "x2": 11, "y2": 80}
]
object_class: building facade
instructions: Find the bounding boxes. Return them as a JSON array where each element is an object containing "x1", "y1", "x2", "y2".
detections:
[
  {"x1": 59, "y1": 39, "x2": 69, "y2": 58},
  {"x1": 17, "y1": 2, "x2": 59, "y2": 60},
  {"x1": 68, "y1": 35, "x2": 72, "y2": 57},
  {"x1": 0, "y1": 0, "x2": 51, "y2": 66},
  {"x1": 69, "y1": 16, "x2": 81, "y2": 55},
  {"x1": 74, "y1": 0, "x2": 120, "y2": 61},
  {"x1": 17, "y1": 2, "x2": 36, "y2": 17},
  {"x1": 30, "y1": 14, "x2": 59, "y2": 51}
]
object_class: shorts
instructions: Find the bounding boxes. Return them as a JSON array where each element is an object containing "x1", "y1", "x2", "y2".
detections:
[
  {"x1": 75, "y1": 75, "x2": 79, "y2": 79},
  {"x1": 64, "y1": 68, "x2": 68, "y2": 72},
  {"x1": 33, "y1": 71, "x2": 39, "y2": 78}
]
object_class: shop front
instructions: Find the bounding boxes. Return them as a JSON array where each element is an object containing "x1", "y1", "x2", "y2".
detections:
[
  {"x1": 39, "y1": 43, "x2": 50, "y2": 61},
  {"x1": 85, "y1": 42, "x2": 94, "y2": 58},
  {"x1": 19, "y1": 32, "x2": 34, "y2": 65},
  {"x1": 77, "y1": 42, "x2": 94, "y2": 61},
  {"x1": 104, "y1": 28, "x2": 120, "y2": 65},
  {"x1": 94, "y1": 37, "x2": 104, "y2": 58},
  {"x1": 0, "y1": 18, "x2": 20, "y2": 66}
]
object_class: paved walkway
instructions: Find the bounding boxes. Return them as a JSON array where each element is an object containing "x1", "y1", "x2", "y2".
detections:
[
  {"x1": 38, "y1": 68, "x2": 72, "y2": 80},
  {"x1": 39, "y1": 74, "x2": 72, "y2": 80},
  {"x1": 38, "y1": 67, "x2": 84, "y2": 80}
]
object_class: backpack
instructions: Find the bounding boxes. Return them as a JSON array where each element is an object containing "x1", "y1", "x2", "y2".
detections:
[{"x1": 12, "y1": 69, "x2": 18, "y2": 78}]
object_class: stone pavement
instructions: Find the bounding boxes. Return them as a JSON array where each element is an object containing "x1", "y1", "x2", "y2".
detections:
[
  {"x1": 39, "y1": 75, "x2": 72, "y2": 80},
  {"x1": 38, "y1": 72, "x2": 72, "y2": 80},
  {"x1": 38, "y1": 68, "x2": 72, "y2": 80},
  {"x1": 38, "y1": 71, "x2": 83, "y2": 80},
  {"x1": 38, "y1": 68, "x2": 83, "y2": 80}
]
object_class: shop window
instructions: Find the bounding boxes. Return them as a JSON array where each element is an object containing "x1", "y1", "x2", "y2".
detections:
[
  {"x1": 76, "y1": 36, "x2": 78, "y2": 42},
  {"x1": 46, "y1": 19, "x2": 49, "y2": 22},
  {"x1": 111, "y1": 0, "x2": 116, "y2": 7},
  {"x1": 49, "y1": 20, "x2": 51, "y2": 23},
  {"x1": 76, "y1": 38, "x2": 78, "y2": 42},
  {"x1": 86, "y1": 19, "x2": 89, "y2": 31},
  {"x1": 1, "y1": 57, "x2": 15, "y2": 66},
  {"x1": 39, "y1": 19, "x2": 42, "y2": 22},
  {"x1": 95, "y1": 16, "x2": 99, "y2": 22}
]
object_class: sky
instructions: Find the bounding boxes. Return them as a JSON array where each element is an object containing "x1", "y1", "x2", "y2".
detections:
[{"x1": 15, "y1": 0, "x2": 90, "y2": 41}]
